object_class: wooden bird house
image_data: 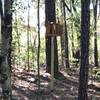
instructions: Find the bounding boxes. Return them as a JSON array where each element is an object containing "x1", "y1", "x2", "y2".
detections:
[{"x1": 45, "y1": 22, "x2": 63, "y2": 36}]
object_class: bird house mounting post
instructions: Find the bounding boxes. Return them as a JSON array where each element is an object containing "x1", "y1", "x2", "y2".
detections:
[
  {"x1": 51, "y1": 36, "x2": 54, "y2": 91},
  {"x1": 45, "y1": 21, "x2": 63, "y2": 91}
]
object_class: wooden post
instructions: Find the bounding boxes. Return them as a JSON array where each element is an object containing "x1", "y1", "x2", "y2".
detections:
[
  {"x1": 45, "y1": 22, "x2": 63, "y2": 91},
  {"x1": 51, "y1": 36, "x2": 54, "y2": 91}
]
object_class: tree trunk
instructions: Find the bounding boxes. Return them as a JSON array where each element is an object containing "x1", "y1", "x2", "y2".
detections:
[
  {"x1": 70, "y1": 1, "x2": 75, "y2": 59},
  {"x1": 63, "y1": 0, "x2": 69, "y2": 68},
  {"x1": 60, "y1": 0, "x2": 65, "y2": 67},
  {"x1": 78, "y1": 0, "x2": 90, "y2": 100},
  {"x1": 45, "y1": 0, "x2": 59, "y2": 77},
  {"x1": 0, "y1": 0, "x2": 13, "y2": 99},
  {"x1": 93, "y1": 0, "x2": 98, "y2": 67},
  {"x1": 27, "y1": 0, "x2": 30, "y2": 70},
  {"x1": 37, "y1": 0, "x2": 40, "y2": 89}
]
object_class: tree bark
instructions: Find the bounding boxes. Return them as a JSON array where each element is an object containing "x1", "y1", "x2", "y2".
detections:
[
  {"x1": 78, "y1": 0, "x2": 90, "y2": 100},
  {"x1": 27, "y1": 0, "x2": 30, "y2": 70},
  {"x1": 45, "y1": 0, "x2": 59, "y2": 77},
  {"x1": 63, "y1": 0, "x2": 69, "y2": 68},
  {"x1": 37, "y1": 0, "x2": 40, "y2": 89},
  {"x1": 0, "y1": 0, "x2": 13, "y2": 99},
  {"x1": 93, "y1": 0, "x2": 98, "y2": 67}
]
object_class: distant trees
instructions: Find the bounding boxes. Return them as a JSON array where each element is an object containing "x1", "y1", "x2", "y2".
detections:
[
  {"x1": 78, "y1": 0, "x2": 90, "y2": 100},
  {"x1": 0, "y1": 0, "x2": 99, "y2": 99}
]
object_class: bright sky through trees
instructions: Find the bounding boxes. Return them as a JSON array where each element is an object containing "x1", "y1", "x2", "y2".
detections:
[
  {"x1": 17, "y1": 0, "x2": 45, "y2": 37},
  {"x1": 13, "y1": 0, "x2": 45, "y2": 36}
]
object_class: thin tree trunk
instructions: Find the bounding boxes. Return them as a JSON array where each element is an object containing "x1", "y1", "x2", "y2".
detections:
[
  {"x1": 37, "y1": 0, "x2": 40, "y2": 90},
  {"x1": 0, "y1": 0, "x2": 3, "y2": 17},
  {"x1": 27, "y1": 0, "x2": 30, "y2": 70},
  {"x1": 93, "y1": 0, "x2": 98, "y2": 67},
  {"x1": 71, "y1": 23, "x2": 74, "y2": 58},
  {"x1": 63, "y1": 0, "x2": 69, "y2": 68},
  {"x1": 78, "y1": 0, "x2": 90, "y2": 100},
  {"x1": 60, "y1": 0, "x2": 65, "y2": 67},
  {"x1": 70, "y1": 1, "x2": 74, "y2": 58}
]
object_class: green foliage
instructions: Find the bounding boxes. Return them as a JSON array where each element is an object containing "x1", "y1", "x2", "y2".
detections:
[
  {"x1": 10, "y1": 0, "x2": 100, "y2": 70},
  {"x1": 90, "y1": 67, "x2": 100, "y2": 80}
]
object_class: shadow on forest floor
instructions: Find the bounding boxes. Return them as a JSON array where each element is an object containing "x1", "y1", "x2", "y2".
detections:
[{"x1": 11, "y1": 67, "x2": 100, "y2": 100}]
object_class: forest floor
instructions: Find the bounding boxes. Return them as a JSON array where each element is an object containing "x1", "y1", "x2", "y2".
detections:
[{"x1": 11, "y1": 65, "x2": 100, "y2": 100}]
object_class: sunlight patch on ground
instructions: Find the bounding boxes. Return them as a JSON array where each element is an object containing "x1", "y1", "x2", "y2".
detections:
[
  {"x1": 40, "y1": 82, "x2": 49, "y2": 86},
  {"x1": 27, "y1": 77, "x2": 35, "y2": 82},
  {"x1": 53, "y1": 94, "x2": 60, "y2": 99},
  {"x1": 88, "y1": 80, "x2": 100, "y2": 87}
]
